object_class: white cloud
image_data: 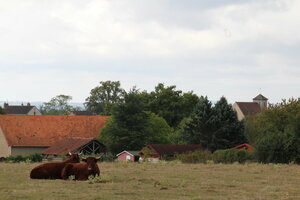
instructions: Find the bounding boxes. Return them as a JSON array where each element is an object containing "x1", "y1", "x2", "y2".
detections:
[{"x1": 0, "y1": 0, "x2": 299, "y2": 103}]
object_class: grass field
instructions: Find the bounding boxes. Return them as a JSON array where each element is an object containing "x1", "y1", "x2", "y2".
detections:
[{"x1": 0, "y1": 161, "x2": 299, "y2": 200}]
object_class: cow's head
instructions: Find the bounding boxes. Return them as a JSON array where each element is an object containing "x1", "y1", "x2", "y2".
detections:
[
  {"x1": 82, "y1": 157, "x2": 100, "y2": 172},
  {"x1": 66, "y1": 152, "x2": 81, "y2": 163}
]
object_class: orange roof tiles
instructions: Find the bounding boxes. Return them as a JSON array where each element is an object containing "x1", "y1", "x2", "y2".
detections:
[{"x1": 0, "y1": 115, "x2": 109, "y2": 147}]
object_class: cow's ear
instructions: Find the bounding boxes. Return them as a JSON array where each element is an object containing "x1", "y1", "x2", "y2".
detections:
[
  {"x1": 82, "y1": 158, "x2": 87, "y2": 162},
  {"x1": 95, "y1": 157, "x2": 101, "y2": 162}
]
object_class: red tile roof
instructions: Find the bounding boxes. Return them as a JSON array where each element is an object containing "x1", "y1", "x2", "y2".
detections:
[
  {"x1": 42, "y1": 137, "x2": 94, "y2": 155},
  {"x1": 232, "y1": 143, "x2": 255, "y2": 152},
  {"x1": 0, "y1": 115, "x2": 109, "y2": 147},
  {"x1": 235, "y1": 102, "x2": 261, "y2": 116},
  {"x1": 147, "y1": 144, "x2": 202, "y2": 156}
]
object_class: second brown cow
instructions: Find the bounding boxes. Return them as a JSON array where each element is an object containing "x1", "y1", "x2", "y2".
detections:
[
  {"x1": 61, "y1": 157, "x2": 100, "y2": 181},
  {"x1": 30, "y1": 153, "x2": 81, "y2": 179}
]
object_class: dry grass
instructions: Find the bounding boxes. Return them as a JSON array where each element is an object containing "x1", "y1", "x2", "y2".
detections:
[{"x1": 0, "y1": 161, "x2": 299, "y2": 200}]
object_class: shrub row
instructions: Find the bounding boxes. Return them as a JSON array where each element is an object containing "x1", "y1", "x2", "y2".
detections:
[
  {"x1": 175, "y1": 150, "x2": 212, "y2": 163},
  {"x1": 212, "y1": 149, "x2": 254, "y2": 164},
  {"x1": 176, "y1": 149, "x2": 254, "y2": 164},
  {"x1": 6, "y1": 153, "x2": 43, "y2": 163}
]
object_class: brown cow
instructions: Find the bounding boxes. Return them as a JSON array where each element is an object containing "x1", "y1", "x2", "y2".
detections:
[
  {"x1": 30, "y1": 153, "x2": 81, "y2": 179},
  {"x1": 61, "y1": 157, "x2": 100, "y2": 181}
]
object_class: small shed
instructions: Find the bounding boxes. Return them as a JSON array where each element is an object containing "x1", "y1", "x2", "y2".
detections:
[
  {"x1": 42, "y1": 137, "x2": 106, "y2": 156},
  {"x1": 231, "y1": 143, "x2": 255, "y2": 152},
  {"x1": 116, "y1": 151, "x2": 140, "y2": 162}
]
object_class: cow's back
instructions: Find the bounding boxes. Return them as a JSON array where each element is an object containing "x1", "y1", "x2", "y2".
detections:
[{"x1": 30, "y1": 162, "x2": 65, "y2": 179}]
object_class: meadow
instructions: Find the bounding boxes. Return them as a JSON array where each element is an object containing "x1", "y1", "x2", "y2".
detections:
[{"x1": 0, "y1": 161, "x2": 299, "y2": 200}]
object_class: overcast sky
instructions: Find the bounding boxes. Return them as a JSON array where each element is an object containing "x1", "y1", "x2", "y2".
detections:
[{"x1": 0, "y1": 0, "x2": 299, "y2": 104}]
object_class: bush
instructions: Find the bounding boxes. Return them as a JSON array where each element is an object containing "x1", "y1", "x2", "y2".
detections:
[
  {"x1": 6, "y1": 154, "x2": 43, "y2": 163},
  {"x1": 245, "y1": 99, "x2": 300, "y2": 164},
  {"x1": 27, "y1": 153, "x2": 43, "y2": 162},
  {"x1": 212, "y1": 149, "x2": 254, "y2": 164},
  {"x1": 175, "y1": 150, "x2": 212, "y2": 163},
  {"x1": 6, "y1": 155, "x2": 26, "y2": 163},
  {"x1": 101, "y1": 153, "x2": 115, "y2": 162}
]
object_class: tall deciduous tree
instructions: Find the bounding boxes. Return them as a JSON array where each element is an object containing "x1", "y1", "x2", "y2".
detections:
[
  {"x1": 85, "y1": 81, "x2": 125, "y2": 115},
  {"x1": 0, "y1": 106, "x2": 5, "y2": 114},
  {"x1": 183, "y1": 96, "x2": 245, "y2": 152},
  {"x1": 147, "y1": 83, "x2": 199, "y2": 128},
  {"x1": 99, "y1": 89, "x2": 171, "y2": 154},
  {"x1": 41, "y1": 94, "x2": 75, "y2": 115},
  {"x1": 245, "y1": 98, "x2": 300, "y2": 163}
]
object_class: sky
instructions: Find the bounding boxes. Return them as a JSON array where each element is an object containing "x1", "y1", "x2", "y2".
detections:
[{"x1": 0, "y1": 0, "x2": 299, "y2": 104}]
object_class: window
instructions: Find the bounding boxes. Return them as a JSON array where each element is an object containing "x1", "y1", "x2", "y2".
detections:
[{"x1": 126, "y1": 155, "x2": 131, "y2": 160}]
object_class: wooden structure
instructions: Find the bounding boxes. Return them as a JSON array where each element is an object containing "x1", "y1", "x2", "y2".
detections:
[{"x1": 42, "y1": 137, "x2": 106, "y2": 156}]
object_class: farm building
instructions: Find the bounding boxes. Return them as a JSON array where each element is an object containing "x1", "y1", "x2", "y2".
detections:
[
  {"x1": 232, "y1": 143, "x2": 255, "y2": 152},
  {"x1": 3, "y1": 103, "x2": 41, "y2": 115},
  {"x1": 232, "y1": 94, "x2": 268, "y2": 120},
  {"x1": 116, "y1": 151, "x2": 140, "y2": 162},
  {"x1": 140, "y1": 144, "x2": 203, "y2": 160},
  {"x1": 0, "y1": 115, "x2": 108, "y2": 157},
  {"x1": 43, "y1": 137, "x2": 106, "y2": 156}
]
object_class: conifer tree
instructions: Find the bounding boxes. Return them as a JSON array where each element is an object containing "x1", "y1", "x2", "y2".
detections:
[
  {"x1": 211, "y1": 96, "x2": 245, "y2": 151},
  {"x1": 184, "y1": 96, "x2": 245, "y2": 152}
]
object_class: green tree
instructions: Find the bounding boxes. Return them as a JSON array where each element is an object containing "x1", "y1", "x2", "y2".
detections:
[
  {"x1": 245, "y1": 98, "x2": 300, "y2": 163},
  {"x1": 147, "y1": 83, "x2": 199, "y2": 128},
  {"x1": 145, "y1": 112, "x2": 172, "y2": 144},
  {"x1": 0, "y1": 106, "x2": 5, "y2": 114},
  {"x1": 99, "y1": 89, "x2": 171, "y2": 154},
  {"x1": 168, "y1": 117, "x2": 191, "y2": 144},
  {"x1": 183, "y1": 96, "x2": 215, "y2": 149},
  {"x1": 183, "y1": 96, "x2": 245, "y2": 152},
  {"x1": 210, "y1": 96, "x2": 245, "y2": 150},
  {"x1": 41, "y1": 94, "x2": 75, "y2": 115},
  {"x1": 85, "y1": 81, "x2": 125, "y2": 115}
]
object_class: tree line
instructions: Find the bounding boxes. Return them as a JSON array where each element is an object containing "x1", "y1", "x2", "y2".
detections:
[{"x1": 1, "y1": 80, "x2": 299, "y2": 163}]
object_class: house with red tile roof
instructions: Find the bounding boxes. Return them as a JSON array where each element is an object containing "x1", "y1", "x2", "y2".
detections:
[
  {"x1": 0, "y1": 115, "x2": 108, "y2": 157},
  {"x1": 232, "y1": 94, "x2": 268, "y2": 120}
]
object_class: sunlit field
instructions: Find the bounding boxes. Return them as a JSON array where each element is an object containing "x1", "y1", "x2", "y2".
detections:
[{"x1": 0, "y1": 161, "x2": 299, "y2": 200}]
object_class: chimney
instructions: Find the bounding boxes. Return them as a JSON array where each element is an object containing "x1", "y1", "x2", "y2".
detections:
[
  {"x1": 4, "y1": 103, "x2": 8, "y2": 109},
  {"x1": 27, "y1": 102, "x2": 31, "y2": 106}
]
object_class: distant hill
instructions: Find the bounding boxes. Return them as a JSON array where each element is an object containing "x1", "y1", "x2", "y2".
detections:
[{"x1": 0, "y1": 101, "x2": 85, "y2": 109}]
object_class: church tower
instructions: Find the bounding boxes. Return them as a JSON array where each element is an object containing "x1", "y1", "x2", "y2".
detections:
[{"x1": 253, "y1": 94, "x2": 268, "y2": 110}]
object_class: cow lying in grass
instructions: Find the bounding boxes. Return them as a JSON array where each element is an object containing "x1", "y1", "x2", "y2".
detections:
[
  {"x1": 61, "y1": 157, "x2": 100, "y2": 181},
  {"x1": 30, "y1": 153, "x2": 81, "y2": 179}
]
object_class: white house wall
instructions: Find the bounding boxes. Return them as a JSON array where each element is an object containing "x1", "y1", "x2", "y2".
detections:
[
  {"x1": 232, "y1": 103, "x2": 245, "y2": 121},
  {"x1": 27, "y1": 107, "x2": 42, "y2": 115},
  {"x1": 0, "y1": 127, "x2": 11, "y2": 157}
]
